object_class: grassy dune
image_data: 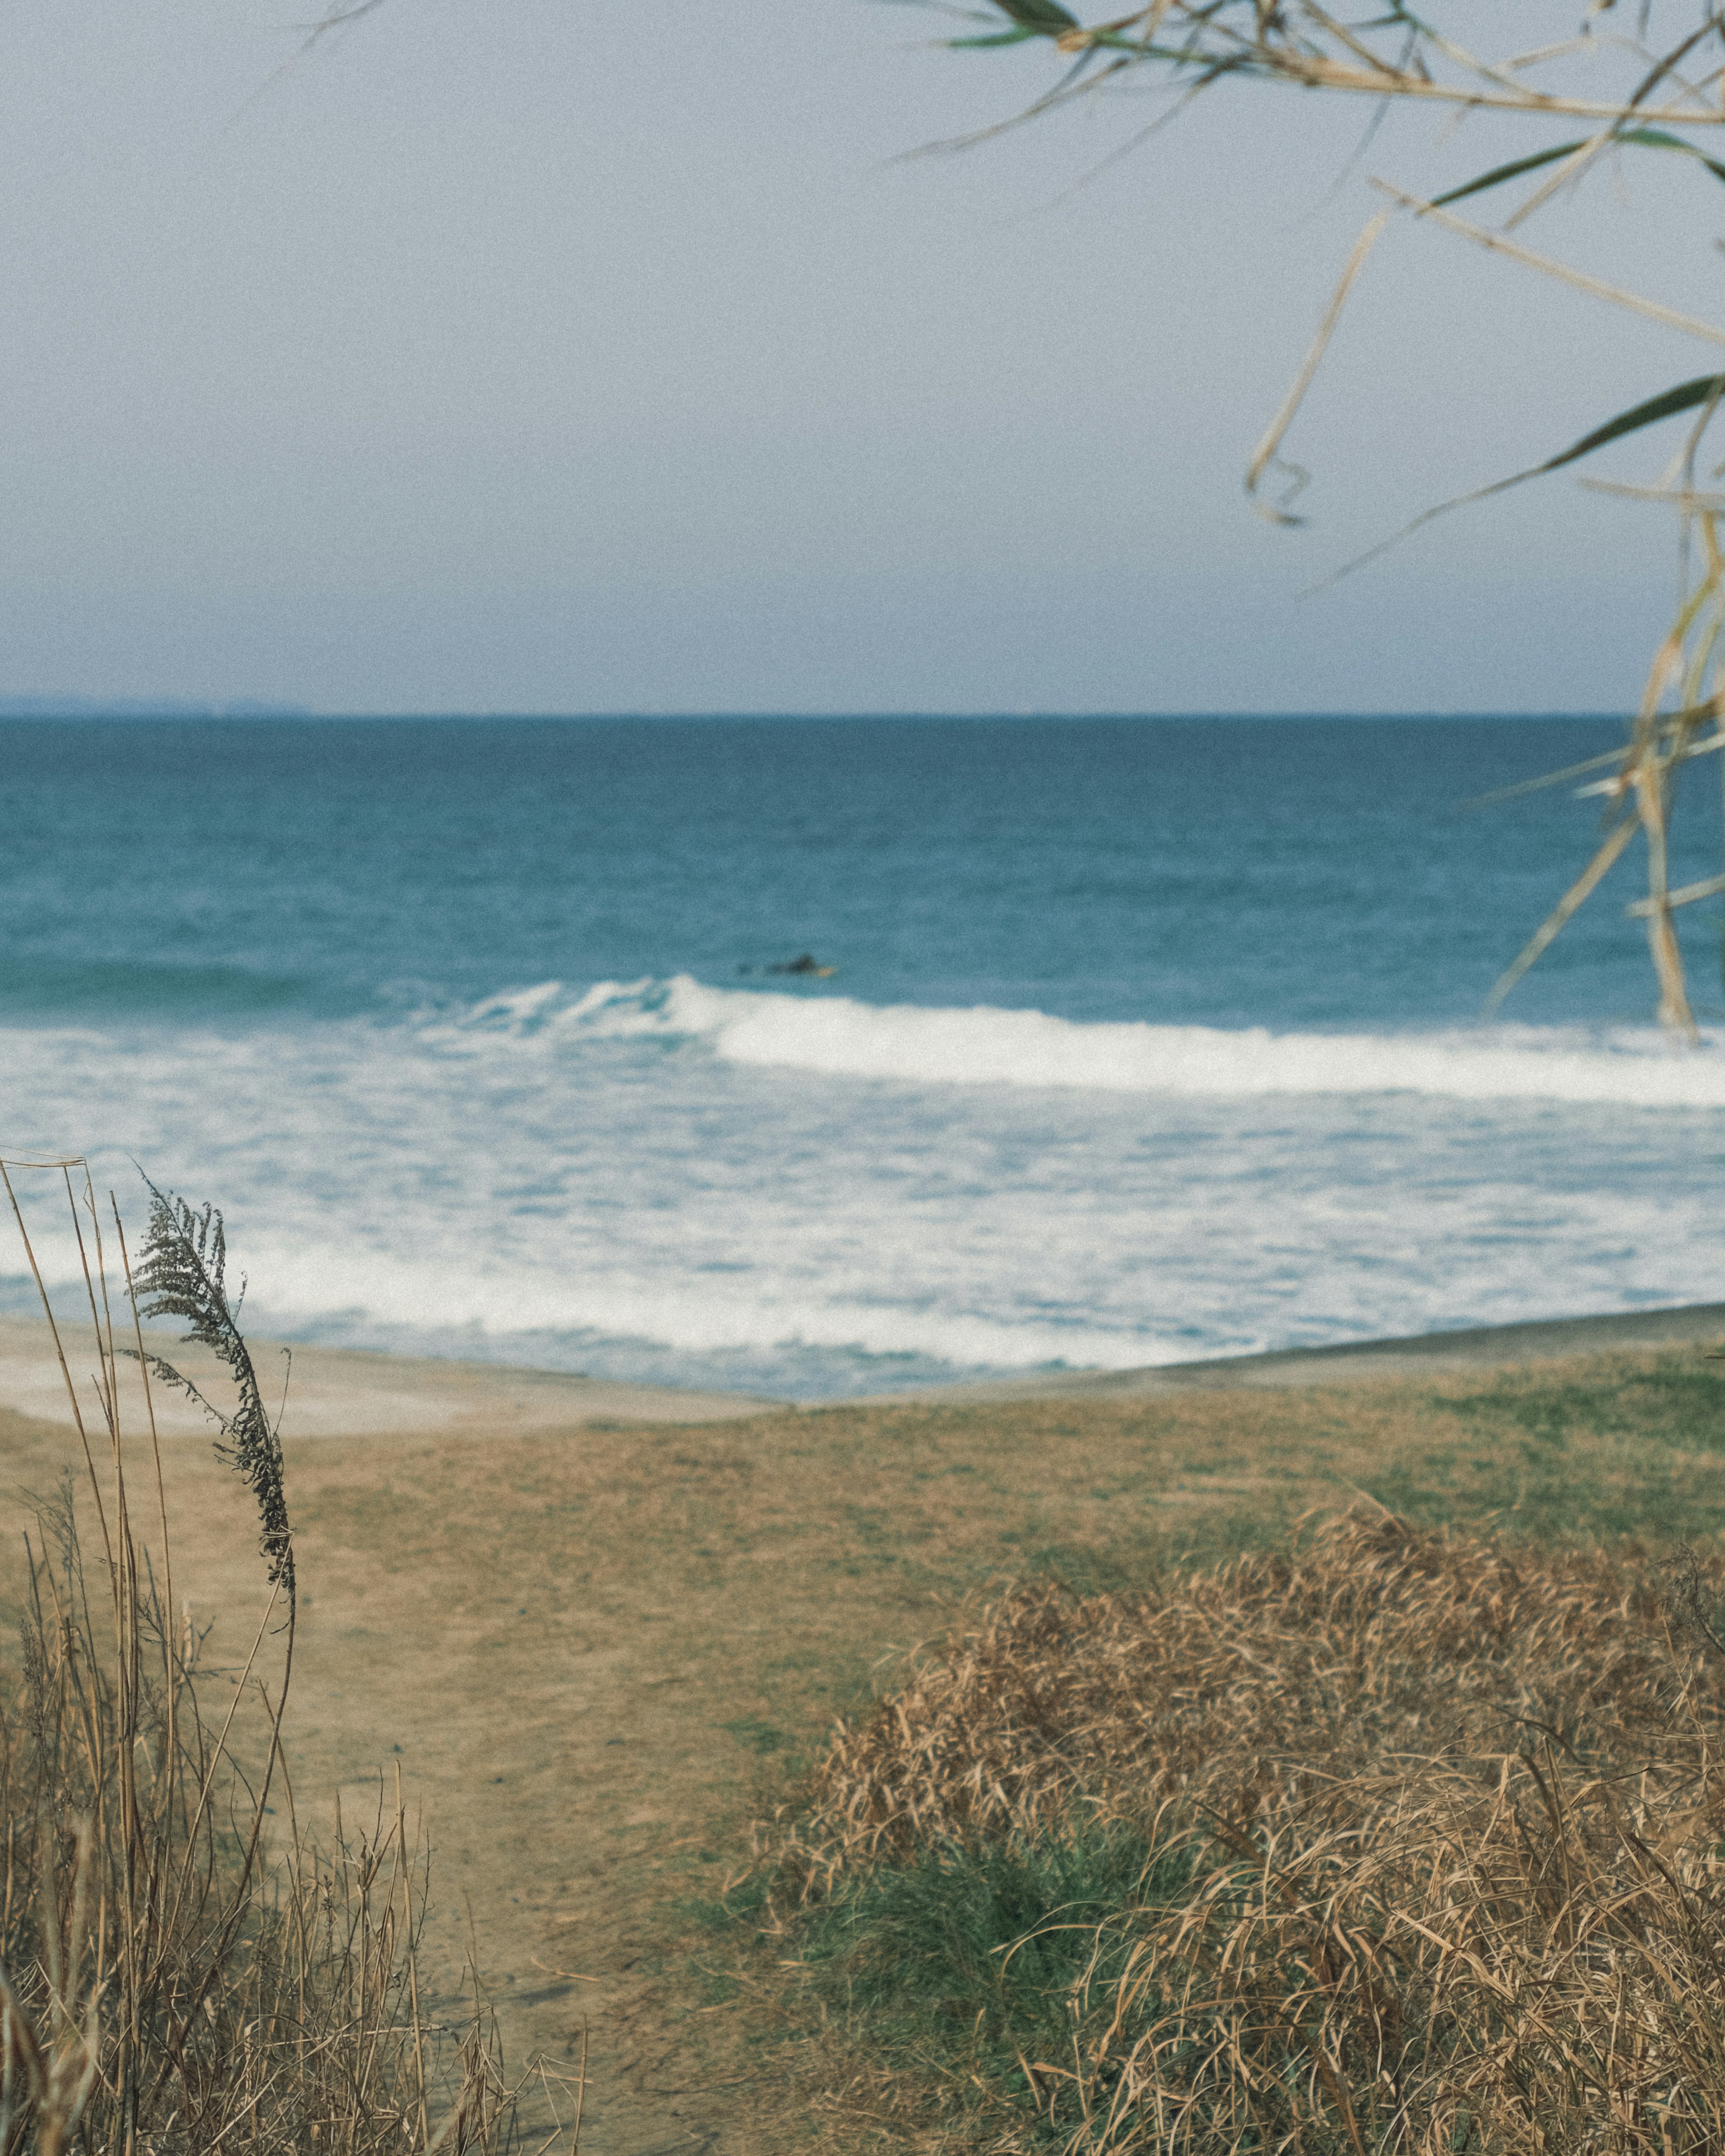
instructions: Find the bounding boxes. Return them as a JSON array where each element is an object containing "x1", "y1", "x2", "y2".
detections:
[
  {"x1": 774, "y1": 1519, "x2": 1725, "y2": 2150},
  {"x1": 741, "y1": 1355, "x2": 1725, "y2": 2152},
  {"x1": 5, "y1": 1345, "x2": 1725, "y2": 2152}
]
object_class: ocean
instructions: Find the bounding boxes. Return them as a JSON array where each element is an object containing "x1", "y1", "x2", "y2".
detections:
[{"x1": 2, "y1": 712, "x2": 1723, "y2": 1398}]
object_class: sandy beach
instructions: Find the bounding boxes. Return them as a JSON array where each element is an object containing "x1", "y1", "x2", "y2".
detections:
[{"x1": 5, "y1": 1302, "x2": 1725, "y2": 2154}]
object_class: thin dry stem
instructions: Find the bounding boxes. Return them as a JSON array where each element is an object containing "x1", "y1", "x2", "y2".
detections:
[{"x1": 0, "y1": 1164, "x2": 539, "y2": 2156}]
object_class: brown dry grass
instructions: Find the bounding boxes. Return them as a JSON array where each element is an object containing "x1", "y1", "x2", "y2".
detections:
[
  {"x1": 780, "y1": 1513, "x2": 1725, "y2": 2152},
  {"x1": 0, "y1": 1167, "x2": 552, "y2": 2156}
]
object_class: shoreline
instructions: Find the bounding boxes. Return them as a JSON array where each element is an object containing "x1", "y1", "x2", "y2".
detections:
[
  {"x1": 4, "y1": 1298, "x2": 1723, "y2": 1436},
  {"x1": 896, "y1": 1298, "x2": 1725, "y2": 1403}
]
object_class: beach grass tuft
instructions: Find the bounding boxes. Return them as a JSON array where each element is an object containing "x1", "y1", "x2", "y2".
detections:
[
  {"x1": 767, "y1": 1509, "x2": 1725, "y2": 2150},
  {"x1": 0, "y1": 1160, "x2": 553, "y2": 2156}
]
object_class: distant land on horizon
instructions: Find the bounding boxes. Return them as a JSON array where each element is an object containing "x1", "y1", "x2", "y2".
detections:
[{"x1": 0, "y1": 695, "x2": 312, "y2": 719}]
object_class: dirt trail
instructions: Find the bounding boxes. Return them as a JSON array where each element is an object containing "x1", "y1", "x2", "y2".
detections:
[
  {"x1": 0, "y1": 1359, "x2": 1278, "y2": 2152},
  {"x1": 2, "y1": 1385, "x2": 815, "y2": 2155}
]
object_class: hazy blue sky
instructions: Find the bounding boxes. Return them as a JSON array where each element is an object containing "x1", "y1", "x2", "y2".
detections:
[{"x1": 3, "y1": 1, "x2": 1721, "y2": 712}]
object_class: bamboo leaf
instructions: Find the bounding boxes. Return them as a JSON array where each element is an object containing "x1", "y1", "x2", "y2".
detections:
[
  {"x1": 1322, "y1": 373, "x2": 1725, "y2": 590},
  {"x1": 1619, "y1": 126, "x2": 1725, "y2": 187},
  {"x1": 1534, "y1": 374, "x2": 1725, "y2": 477},
  {"x1": 1433, "y1": 141, "x2": 1590, "y2": 208},
  {"x1": 1433, "y1": 127, "x2": 1725, "y2": 210},
  {"x1": 989, "y1": 0, "x2": 1081, "y2": 28}
]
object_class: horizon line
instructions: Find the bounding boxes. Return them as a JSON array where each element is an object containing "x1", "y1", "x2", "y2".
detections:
[{"x1": 0, "y1": 703, "x2": 1633, "y2": 723}]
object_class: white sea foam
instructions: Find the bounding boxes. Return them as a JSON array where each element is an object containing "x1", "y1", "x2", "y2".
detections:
[
  {"x1": 3, "y1": 983, "x2": 1724, "y2": 1396},
  {"x1": 466, "y1": 973, "x2": 1725, "y2": 1108},
  {"x1": 239, "y1": 1252, "x2": 1172, "y2": 1370}
]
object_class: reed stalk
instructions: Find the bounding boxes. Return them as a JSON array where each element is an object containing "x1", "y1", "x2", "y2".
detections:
[{"x1": 0, "y1": 1159, "x2": 547, "y2": 2156}]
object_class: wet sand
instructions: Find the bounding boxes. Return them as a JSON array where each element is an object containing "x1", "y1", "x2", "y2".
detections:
[{"x1": 0, "y1": 1316, "x2": 779, "y2": 1436}]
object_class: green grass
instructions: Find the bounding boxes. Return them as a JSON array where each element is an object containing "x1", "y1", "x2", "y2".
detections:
[
  {"x1": 1440, "y1": 1361, "x2": 1725, "y2": 1450},
  {"x1": 1361, "y1": 1355, "x2": 1725, "y2": 1541},
  {"x1": 789, "y1": 1825, "x2": 1181, "y2": 2143},
  {"x1": 722, "y1": 1714, "x2": 795, "y2": 1756},
  {"x1": 684, "y1": 1826, "x2": 1185, "y2": 2145}
]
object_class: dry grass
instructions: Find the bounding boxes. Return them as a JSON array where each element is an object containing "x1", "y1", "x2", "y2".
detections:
[
  {"x1": 780, "y1": 1511, "x2": 1725, "y2": 2152},
  {"x1": 952, "y1": 4, "x2": 1725, "y2": 136},
  {"x1": 0, "y1": 1162, "x2": 561, "y2": 2156}
]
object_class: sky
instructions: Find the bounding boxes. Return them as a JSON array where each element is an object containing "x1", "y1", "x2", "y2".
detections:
[{"x1": 3, "y1": 0, "x2": 1724, "y2": 713}]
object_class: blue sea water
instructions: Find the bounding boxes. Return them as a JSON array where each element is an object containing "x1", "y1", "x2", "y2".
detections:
[{"x1": 3, "y1": 712, "x2": 1724, "y2": 1396}]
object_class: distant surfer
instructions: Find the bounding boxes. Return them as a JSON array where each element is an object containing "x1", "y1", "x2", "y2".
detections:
[{"x1": 769, "y1": 952, "x2": 836, "y2": 977}]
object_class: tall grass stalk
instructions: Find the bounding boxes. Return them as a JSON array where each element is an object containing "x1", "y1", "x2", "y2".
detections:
[{"x1": 0, "y1": 1158, "x2": 556, "y2": 2156}]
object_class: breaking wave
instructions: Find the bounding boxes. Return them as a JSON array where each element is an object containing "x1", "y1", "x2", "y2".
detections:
[{"x1": 451, "y1": 975, "x2": 1725, "y2": 1107}]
